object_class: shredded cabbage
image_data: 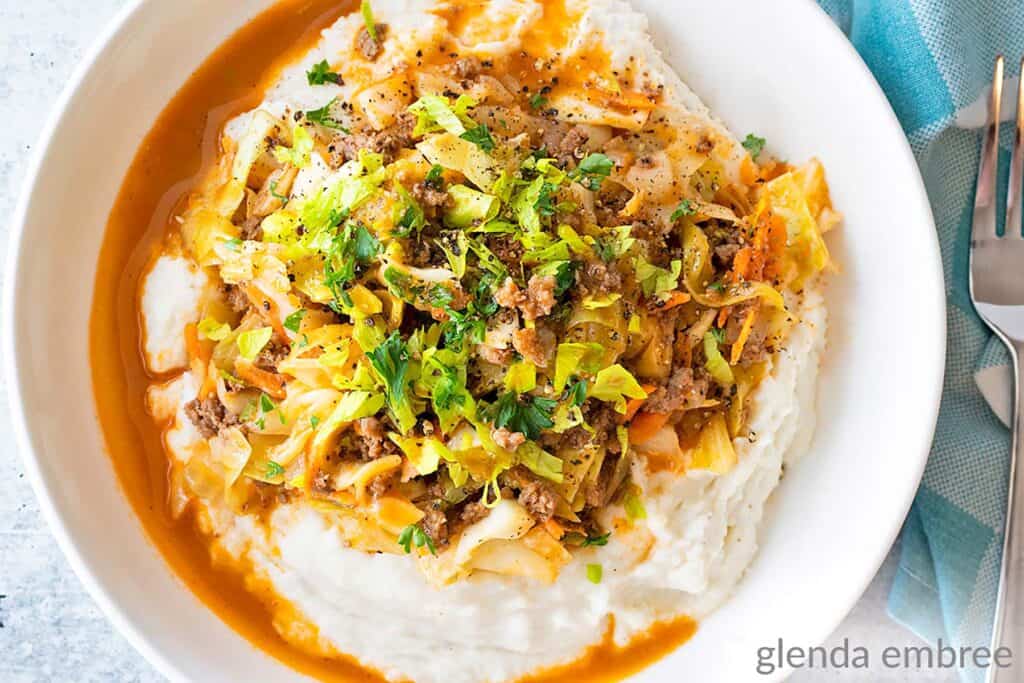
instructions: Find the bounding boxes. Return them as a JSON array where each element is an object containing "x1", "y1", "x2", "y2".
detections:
[
  {"x1": 589, "y1": 364, "x2": 647, "y2": 413},
  {"x1": 702, "y1": 331, "x2": 735, "y2": 385},
  {"x1": 444, "y1": 184, "x2": 499, "y2": 229},
  {"x1": 407, "y1": 94, "x2": 477, "y2": 136},
  {"x1": 237, "y1": 327, "x2": 273, "y2": 361},
  {"x1": 272, "y1": 124, "x2": 314, "y2": 168}
]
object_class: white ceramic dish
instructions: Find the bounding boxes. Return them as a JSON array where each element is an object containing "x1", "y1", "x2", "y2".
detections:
[{"x1": 3, "y1": 0, "x2": 944, "y2": 681}]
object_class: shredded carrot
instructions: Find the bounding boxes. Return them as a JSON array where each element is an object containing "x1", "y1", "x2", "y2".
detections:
[
  {"x1": 629, "y1": 410, "x2": 670, "y2": 445},
  {"x1": 660, "y1": 290, "x2": 691, "y2": 310},
  {"x1": 244, "y1": 283, "x2": 288, "y2": 339},
  {"x1": 235, "y1": 360, "x2": 288, "y2": 399},
  {"x1": 184, "y1": 323, "x2": 216, "y2": 398},
  {"x1": 622, "y1": 384, "x2": 657, "y2": 422},
  {"x1": 739, "y1": 156, "x2": 759, "y2": 186},
  {"x1": 544, "y1": 518, "x2": 566, "y2": 540},
  {"x1": 730, "y1": 308, "x2": 758, "y2": 365},
  {"x1": 716, "y1": 306, "x2": 731, "y2": 328}
]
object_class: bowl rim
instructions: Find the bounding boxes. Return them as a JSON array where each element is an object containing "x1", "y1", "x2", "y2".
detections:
[
  {"x1": 2, "y1": 1, "x2": 193, "y2": 680},
  {"x1": 2, "y1": 1, "x2": 945, "y2": 681}
]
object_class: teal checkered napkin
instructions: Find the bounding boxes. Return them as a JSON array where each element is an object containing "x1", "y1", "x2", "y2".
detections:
[{"x1": 818, "y1": 2, "x2": 1024, "y2": 680}]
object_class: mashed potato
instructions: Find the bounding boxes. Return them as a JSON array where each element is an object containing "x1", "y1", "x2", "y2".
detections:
[{"x1": 139, "y1": 1, "x2": 836, "y2": 680}]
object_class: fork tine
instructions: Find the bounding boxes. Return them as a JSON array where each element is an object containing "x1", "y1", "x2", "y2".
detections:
[
  {"x1": 1006, "y1": 58, "x2": 1024, "y2": 239},
  {"x1": 974, "y1": 55, "x2": 1004, "y2": 241}
]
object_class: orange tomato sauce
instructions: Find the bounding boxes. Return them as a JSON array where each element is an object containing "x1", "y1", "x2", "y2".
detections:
[{"x1": 88, "y1": 0, "x2": 693, "y2": 680}]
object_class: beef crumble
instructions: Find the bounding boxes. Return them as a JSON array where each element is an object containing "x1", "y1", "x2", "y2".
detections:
[{"x1": 184, "y1": 396, "x2": 239, "y2": 438}]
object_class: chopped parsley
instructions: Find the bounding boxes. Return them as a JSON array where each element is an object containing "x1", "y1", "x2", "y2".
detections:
[
  {"x1": 552, "y1": 260, "x2": 577, "y2": 297},
  {"x1": 569, "y1": 153, "x2": 613, "y2": 191},
  {"x1": 564, "y1": 378, "x2": 588, "y2": 407},
  {"x1": 586, "y1": 563, "x2": 603, "y2": 584},
  {"x1": 670, "y1": 199, "x2": 696, "y2": 221},
  {"x1": 223, "y1": 237, "x2": 242, "y2": 251},
  {"x1": 397, "y1": 523, "x2": 436, "y2": 555},
  {"x1": 487, "y1": 392, "x2": 557, "y2": 440},
  {"x1": 310, "y1": 415, "x2": 321, "y2": 429},
  {"x1": 265, "y1": 461, "x2": 285, "y2": 478},
  {"x1": 742, "y1": 133, "x2": 766, "y2": 160},
  {"x1": 305, "y1": 98, "x2": 348, "y2": 131},
  {"x1": 707, "y1": 280, "x2": 725, "y2": 293},
  {"x1": 580, "y1": 531, "x2": 611, "y2": 547},
  {"x1": 529, "y1": 92, "x2": 548, "y2": 110},
  {"x1": 459, "y1": 123, "x2": 495, "y2": 152},
  {"x1": 306, "y1": 59, "x2": 342, "y2": 86},
  {"x1": 709, "y1": 326, "x2": 726, "y2": 344},
  {"x1": 367, "y1": 331, "x2": 418, "y2": 434},
  {"x1": 324, "y1": 223, "x2": 380, "y2": 304},
  {"x1": 283, "y1": 308, "x2": 306, "y2": 334},
  {"x1": 394, "y1": 186, "x2": 426, "y2": 237},
  {"x1": 425, "y1": 164, "x2": 445, "y2": 189},
  {"x1": 533, "y1": 181, "x2": 559, "y2": 217}
]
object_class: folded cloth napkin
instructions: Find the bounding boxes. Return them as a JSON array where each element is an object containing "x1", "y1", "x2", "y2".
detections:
[{"x1": 818, "y1": 1, "x2": 1024, "y2": 679}]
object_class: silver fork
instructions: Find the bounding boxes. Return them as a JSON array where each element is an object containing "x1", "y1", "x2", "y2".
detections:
[{"x1": 972, "y1": 55, "x2": 1024, "y2": 683}]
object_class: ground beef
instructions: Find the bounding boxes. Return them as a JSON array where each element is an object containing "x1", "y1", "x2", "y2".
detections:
[
  {"x1": 239, "y1": 213, "x2": 263, "y2": 241},
  {"x1": 491, "y1": 427, "x2": 526, "y2": 451},
  {"x1": 453, "y1": 56, "x2": 483, "y2": 79},
  {"x1": 477, "y1": 343, "x2": 515, "y2": 365},
  {"x1": 586, "y1": 401, "x2": 618, "y2": 443},
  {"x1": 724, "y1": 301, "x2": 770, "y2": 364},
  {"x1": 420, "y1": 505, "x2": 449, "y2": 546},
  {"x1": 355, "y1": 23, "x2": 387, "y2": 61},
  {"x1": 254, "y1": 338, "x2": 289, "y2": 372},
  {"x1": 644, "y1": 367, "x2": 709, "y2": 414},
  {"x1": 553, "y1": 126, "x2": 590, "y2": 167},
  {"x1": 575, "y1": 259, "x2": 622, "y2": 298},
  {"x1": 184, "y1": 396, "x2": 239, "y2": 439},
  {"x1": 411, "y1": 181, "x2": 451, "y2": 219},
  {"x1": 522, "y1": 275, "x2": 557, "y2": 320},
  {"x1": 713, "y1": 242, "x2": 742, "y2": 268},
  {"x1": 511, "y1": 326, "x2": 556, "y2": 368},
  {"x1": 222, "y1": 284, "x2": 250, "y2": 313},
  {"x1": 329, "y1": 113, "x2": 414, "y2": 165},
  {"x1": 312, "y1": 470, "x2": 333, "y2": 493},
  {"x1": 518, "y1": 479, "x2": 557, "y2": 522},
  {"x1": 584, "y1": 457, "x2": 616, "y2": 508},
  {"x1": 459, "y1": 501, "x2": 489, "y2": 526},
  {"x1": 494, "y1": 277, "x2": 525, "y2": 309},
  {"x1": 486, "y1": 234, "x2": 524, "y2": 264},
  {"x1": 368, "y1": 469, "x2": 397, "y2": 498},
  {"x1": 353, "y1": 416, "x2": 395, "y2": 460}
]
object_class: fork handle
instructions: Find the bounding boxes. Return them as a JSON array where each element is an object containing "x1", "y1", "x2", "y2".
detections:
[{"x1": 989, "y1": 342, "x2": 1024, "y2": 682}]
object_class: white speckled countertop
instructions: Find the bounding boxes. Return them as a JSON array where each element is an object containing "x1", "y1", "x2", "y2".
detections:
[{"x1": 0, "y1": 2, "x2": 953, "y2": 681}]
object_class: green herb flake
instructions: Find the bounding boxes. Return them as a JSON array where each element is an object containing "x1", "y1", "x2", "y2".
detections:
[
  {"x1": 397, "y1": 523, "x2": 437, "y2": 555},
  {"x1": 305, "y1": 97, "x2": 348, "y2": 131},
  {"x1": 581, "y1": 531, "x2": 610, "y2": 547},
  {"x1": 570, "y1": 153, "x2": 614, "y2": 191},
  {"x1": 742, "y1": 133, "x2": 766, "y2": 159},
  {"x1": 265, "y1": 461, "x2": 285, "y2": 478},
  {"x1": 670, "y1": 199, "x2": 696, "y2": 221},
  {"x1": 310, "y1": 415, "x2": 321, "y2": 429},
  {"x1": 283, "y1": 309, "x2": 307, "y2": 334},
  {"x1": 529, "y1": 93, "x2": 548, "y2": 110},
  {"x1": 306, "y1": 59, "x2": 342, "y2": 86},
  {"x1": 487, "y1": 392, "x2": 557, "y2": 440},
  {"x1": 425, "y1": 164, "x2": 445, "y2": 188},
  {"x1": 586, "y1": 563, "x2": 603, "y2": 584},
  {"x1": 459, "y1": 123, "x2": 495, "y2": 152},
  {"x1": 564, "y1": 378, "x2": 588, "y2": 407},
  {"x1": 224, "y1": 238, "x2": 243, "y2": 251}
]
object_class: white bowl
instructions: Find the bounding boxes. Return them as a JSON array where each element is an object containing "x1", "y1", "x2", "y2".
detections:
[{"x1": 3, "y1": 0, "x2": 944, "y2": 681}]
